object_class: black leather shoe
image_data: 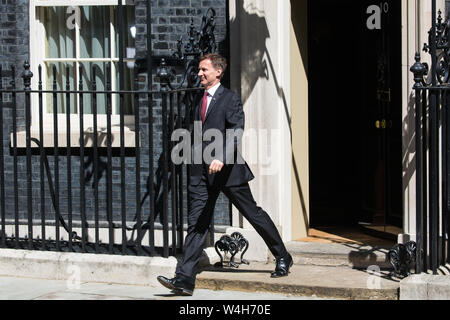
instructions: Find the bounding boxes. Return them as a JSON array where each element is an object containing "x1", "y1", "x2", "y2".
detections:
[
  {"x1": 157, "y1": 275, "x2": 195, "y2": 296},
  {"x1": 271, "y1": 253, "x2": 293, "y2": 278}
]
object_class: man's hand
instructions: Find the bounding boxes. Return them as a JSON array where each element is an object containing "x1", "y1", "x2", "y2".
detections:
[{"x1": 209, "y1": 160, "x2": 224, "y2": 175}]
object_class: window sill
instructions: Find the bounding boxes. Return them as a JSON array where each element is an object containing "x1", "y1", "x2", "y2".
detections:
[{"x1": 12, "y1": 126, "x2": 138, "y2": 148}]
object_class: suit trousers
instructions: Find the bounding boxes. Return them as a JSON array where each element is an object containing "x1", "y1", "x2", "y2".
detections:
[{"x1": 175, "y1": 173, "x2": 288, "y2": 283}]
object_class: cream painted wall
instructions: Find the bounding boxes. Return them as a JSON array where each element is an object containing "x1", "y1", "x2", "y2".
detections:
[
  {"x1": 290, "y1": 1, "x2": 309, "y2": 240},
  {"x1": 401, "y1": 0, "x2": 445, "y2": 242},
  {"x1": 229, "y1": 0, "x2": 292, "y2": 241}
]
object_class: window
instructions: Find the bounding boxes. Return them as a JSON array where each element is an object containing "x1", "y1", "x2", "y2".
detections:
[{"x1": 27, "y1": 0, "x2": 137, "y2": 147}]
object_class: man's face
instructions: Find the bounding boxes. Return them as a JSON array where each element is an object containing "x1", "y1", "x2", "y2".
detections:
[{"x1": 198, "y1": 59, "x2": 222, "y2": 89}]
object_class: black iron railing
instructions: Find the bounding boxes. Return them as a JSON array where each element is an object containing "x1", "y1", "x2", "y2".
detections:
[
  {"x1": 0, "y1": 1, "x2": 219, "y2": 258},
  {"x1": 0, "y1": 61, "x2": 202, "y2": 258},
  {"x1": 410, "y1": 6, "x2": 450, "y2": 275}
]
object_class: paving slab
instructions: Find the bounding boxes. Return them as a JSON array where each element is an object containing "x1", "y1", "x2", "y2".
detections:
[
  {"x1": 428, "y1": 273, "x2": 450, "y2": 300},
  {"x1": 0, "y1": 275, "x2": 330, "y2": 300},
  {"x1": 400, "y1": 271, "x2": 450, "y2": 300},
  {"x1": 0, "y1": 276, "x2": 69, "y2": 300}
]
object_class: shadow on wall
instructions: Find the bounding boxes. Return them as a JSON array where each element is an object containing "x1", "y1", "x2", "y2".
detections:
[
  {"x1": 402, "y1": 56, "x2": 433, "y2": 194},
  {"x1": 401, "y1": 91, "x2": 417, "y2": 194},
  {"x1": 228, "y1": 0, "x2": 309, "y2": 232},
  {"x1": 229, "y1": 1, "x2": 286, "y2": 114},
  {"x1": 231, "y1": 2, "x2": 269, "y2": 106}
]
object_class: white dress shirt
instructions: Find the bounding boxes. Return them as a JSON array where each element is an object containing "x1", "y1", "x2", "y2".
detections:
[{"x1": 205, "y1": 82, "x2": 221, "y2": 114}]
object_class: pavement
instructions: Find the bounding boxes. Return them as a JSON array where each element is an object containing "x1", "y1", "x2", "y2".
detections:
[
  {"x1": 0, "y1": 275, "x2": 334, "y2": 300},
  {"x1": 2, "y1": 228, "x2": 450, "y2": 301},
  {"x1": 0, "y1": 240, "x2": 404, "y2": 301}
]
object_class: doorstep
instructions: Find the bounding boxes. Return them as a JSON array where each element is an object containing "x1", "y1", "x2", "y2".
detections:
[{"x1": 196, "y1": 261, "x2": 399, "y2": 300}]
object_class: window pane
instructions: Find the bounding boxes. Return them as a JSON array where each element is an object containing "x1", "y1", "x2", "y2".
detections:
[
  {"x1": 113, "y1": 5, "x2": 136, "y2": 116},
  {"x1": 42, "y1": 7, "x2": 75, "y2": 59},
  {"x1": 77, "y1": 62, "x2": 135, "y2": 116},
  {"x1": 114, "y1": 62, "x2": 135, "y2": 115},
  {"x1": 45, "y1": 62, "x2": 76, "y2": 114},
  {"x1": 80, "y1": 6, "x2": 111, "y2": 59},
  {"x1": 114, "y1": 6, "x2": 136, "y2": 59},
  {"x1": 80, "y1": 62, "x2": 108, "y2": 115}
]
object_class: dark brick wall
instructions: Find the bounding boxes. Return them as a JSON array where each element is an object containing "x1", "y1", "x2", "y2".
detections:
[
  {"x1": 447, "y1": 0, "x2": 450, "y2": 19},
  {"x1": 1, "y1": 0, "x2": 32, "y2": 225},
  {"x1": 0, "y1": 0, "x2": 231, "y2": 231},
  {"x1": 0, "y1": 0, "x2": 29, "y2": 70},
  {"x1": 0, "y1": 0, "x2": 28, "y2": 126}
]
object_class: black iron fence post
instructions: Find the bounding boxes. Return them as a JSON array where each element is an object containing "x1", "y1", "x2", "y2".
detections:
[
  {"x1": 91, "y1": 66, "x2": 100, "y2": 253},
  {"x1": 78, "y1": 65, "x2": 87, "y2": 253},
  {"x1": 106, "y1": 65, "x2": 114, "y2": 254},
  {"x1": 22, "y1": 61, "x2": 34, "y2": 250},
  {"x1": 429, "y1": 0, "x2": 440, "y2": 275},
  {"x1": 118, "y1": 0, "x2": 127, "y2": 256},
  {"x1": 442, "y1": 88, "x2": 448, "y2": 267},
  {"x1": 0, "y1": 66, "x2": 4, "y2": 248},
  {"x1": 146, "y1": 0, "x2": 156, "y2": 256},
  {"x1": 38, "y1": 65, "x2": 46, "y2": 251},
  {"x1": 52, "y1": 65, "x2": 60, "y2": 251},
  {"x1": 11, "y1": 66, "x2": 19, "y2": 249},
  {"x1": 65, "y1": 65, "x2": 73, "y2": 252},
  {"x1": 411, "y1": 52, "x2": 427, "y2": 274},
  {"x1": 134, "y1": 70, "x2": 143, "y2": 255},
  {"x1": 157, "y1": 58, "x2": 174, "y2": 258}
]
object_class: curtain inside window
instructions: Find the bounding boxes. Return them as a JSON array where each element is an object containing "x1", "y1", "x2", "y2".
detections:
[
  {"x1": 114, "y1": 5, "x2": 135, "y2": 115},
  {"x1": 43, "y1": 6, "x2": 75, "y2": 114},
  {"x1": 45, "y1": 62, "x2": 76, "y2": 114},
  {"x1": 45, "y1": 6, "x2": 75, "y2": 59},
  {"x1": 80, "y1": 6, "x2": 109, "y2": 115}
]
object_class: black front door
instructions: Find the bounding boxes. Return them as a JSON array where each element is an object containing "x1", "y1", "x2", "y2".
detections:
[{"x1": 308, "y1": 0, "x2": 402, "y2": 228}]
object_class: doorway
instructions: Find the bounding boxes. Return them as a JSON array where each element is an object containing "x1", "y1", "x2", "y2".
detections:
[{"x1": 308, "y1": 0, "x2": 402, "y2": 235}]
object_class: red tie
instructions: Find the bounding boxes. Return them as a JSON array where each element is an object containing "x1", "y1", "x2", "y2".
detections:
[{"x1": 201, "y1": 91, "x2": 208, "y2": 123}]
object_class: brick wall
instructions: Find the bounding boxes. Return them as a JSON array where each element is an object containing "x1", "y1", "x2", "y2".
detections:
[
  {"x1": 447, "y1": 0, "x2": 450, "y2": 19},
  {"x1": 0, "y1": 0, "x2": 28, "y2": 126},
  {"x1": 0, "y1": 0, "x2": 29, "y2": 70},
  {"x1": 0, "y1": 0, "x2": 231, "y2": 236}
]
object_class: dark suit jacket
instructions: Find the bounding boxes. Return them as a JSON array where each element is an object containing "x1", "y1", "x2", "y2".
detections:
[{"x1": 189, "y1": 85, "x2": 254, "y2": 187}]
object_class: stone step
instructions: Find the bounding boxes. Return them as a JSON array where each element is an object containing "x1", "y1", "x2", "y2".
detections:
[
  {"x1": 196, "y1": 262, "x2": 400, "y2": 300},
  {"x1": 285, "y1": 241, "x2": 393, "y2": 269}
]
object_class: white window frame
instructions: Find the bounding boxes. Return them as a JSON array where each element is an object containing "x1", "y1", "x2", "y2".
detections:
[{"x1": 26, "y1": 0, "x2": 136, "y2": 147}]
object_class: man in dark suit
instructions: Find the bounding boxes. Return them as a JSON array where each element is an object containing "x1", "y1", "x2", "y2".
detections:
[{"x1": 157, "y1": 53, "x2": 292, "y2": 296}]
